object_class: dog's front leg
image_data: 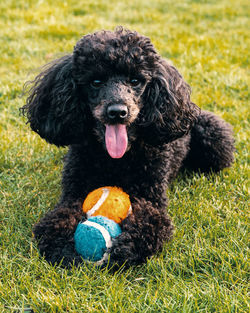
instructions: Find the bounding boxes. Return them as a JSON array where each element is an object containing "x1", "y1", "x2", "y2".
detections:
[
  {"x1": 33, "y1": 200, "x2": 84, "y2": 267},
  {"x1": 105, "y1": 197, "x2": 173, "y2": 269}
]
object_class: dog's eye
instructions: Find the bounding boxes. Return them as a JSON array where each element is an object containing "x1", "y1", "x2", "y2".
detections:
[
  {"x1": 90, "y1": 80, "x2": 103, "y2": 88},
  {"x1": 130, "y1": 78, "x2": 141, "y2": 87}
]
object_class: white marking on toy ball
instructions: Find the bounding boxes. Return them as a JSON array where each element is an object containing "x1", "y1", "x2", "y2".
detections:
[
  {"x1": 96, "y1": 251, "x2": 110, "y2": 266},
  {"x1": 83, "y1": 220, "x2": 112, "y2": 249},
  {"x1": 86, "y1": 188, "x2": 110, "y2": 218}
]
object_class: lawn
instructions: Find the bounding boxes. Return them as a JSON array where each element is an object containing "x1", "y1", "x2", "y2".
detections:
[{"x1": 0, "y1": 0, "x2": 249, "y2": 312}]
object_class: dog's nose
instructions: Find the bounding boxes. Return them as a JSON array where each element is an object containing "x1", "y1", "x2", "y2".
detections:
[{"x1": 107, "y1": 104, "x2": 128, "y2": 121}]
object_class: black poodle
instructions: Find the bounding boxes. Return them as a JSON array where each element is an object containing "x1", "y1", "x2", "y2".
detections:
[{"x1": 22, "y1": 27, "x2": 235, "y2": 269}]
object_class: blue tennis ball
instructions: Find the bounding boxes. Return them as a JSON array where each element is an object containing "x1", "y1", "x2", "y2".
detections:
[{"x1": 74, "y1": 216, "x2": 122, "y2": 261}]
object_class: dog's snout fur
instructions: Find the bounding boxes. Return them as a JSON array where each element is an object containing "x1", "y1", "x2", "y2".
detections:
[{"x1": 92, "y1": 79, "x2": 141, "y2": 126}]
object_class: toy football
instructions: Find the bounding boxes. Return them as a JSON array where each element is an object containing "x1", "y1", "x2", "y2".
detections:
[
  {"x1": 74, "y1": 216, "x2": 122, "y2": 262},
  {"x1": 82, "y1": 186, "x2": 131, "y2": 224}
]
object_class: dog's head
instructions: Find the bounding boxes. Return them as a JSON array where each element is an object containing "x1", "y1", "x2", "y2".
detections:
[{"x1": 22, "y1": 27, "x2": 200, "y2": 158}]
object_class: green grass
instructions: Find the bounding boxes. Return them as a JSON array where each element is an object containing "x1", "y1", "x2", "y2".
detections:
[{"x1": 0, "y1": 0, "x2": 249, "y2": 312}]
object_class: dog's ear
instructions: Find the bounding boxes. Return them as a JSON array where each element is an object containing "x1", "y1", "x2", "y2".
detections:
[
  {"x1": 22, "y1": 55, "x2": 90, "y2": 146},
  {"x1": 140, "y1": 60, "x2": 200, "y2": 144}
]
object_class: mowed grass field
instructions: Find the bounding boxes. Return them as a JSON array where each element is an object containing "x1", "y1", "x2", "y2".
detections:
[{"x1": 0, "y1": 0, "x2": 249, "y2": 312}]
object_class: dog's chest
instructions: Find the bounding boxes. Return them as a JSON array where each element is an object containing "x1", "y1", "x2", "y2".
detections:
[{"x1": 96, "y1": 146, "x2": 168, "y2": 187}]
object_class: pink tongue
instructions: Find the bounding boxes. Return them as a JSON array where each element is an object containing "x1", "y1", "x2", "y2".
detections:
[{"x1": 105, "y1": 124, "x2": 128, "y2": 158}]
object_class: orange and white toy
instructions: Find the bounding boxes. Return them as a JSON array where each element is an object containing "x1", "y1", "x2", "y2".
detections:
[{"x1": 82, "y1": 186, "x2": 131, "y2": 224}]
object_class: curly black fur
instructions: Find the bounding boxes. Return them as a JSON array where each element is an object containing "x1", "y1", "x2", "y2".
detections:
[{"x1": 22, "y1": 27, "x2": 235, "y2": 269}]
